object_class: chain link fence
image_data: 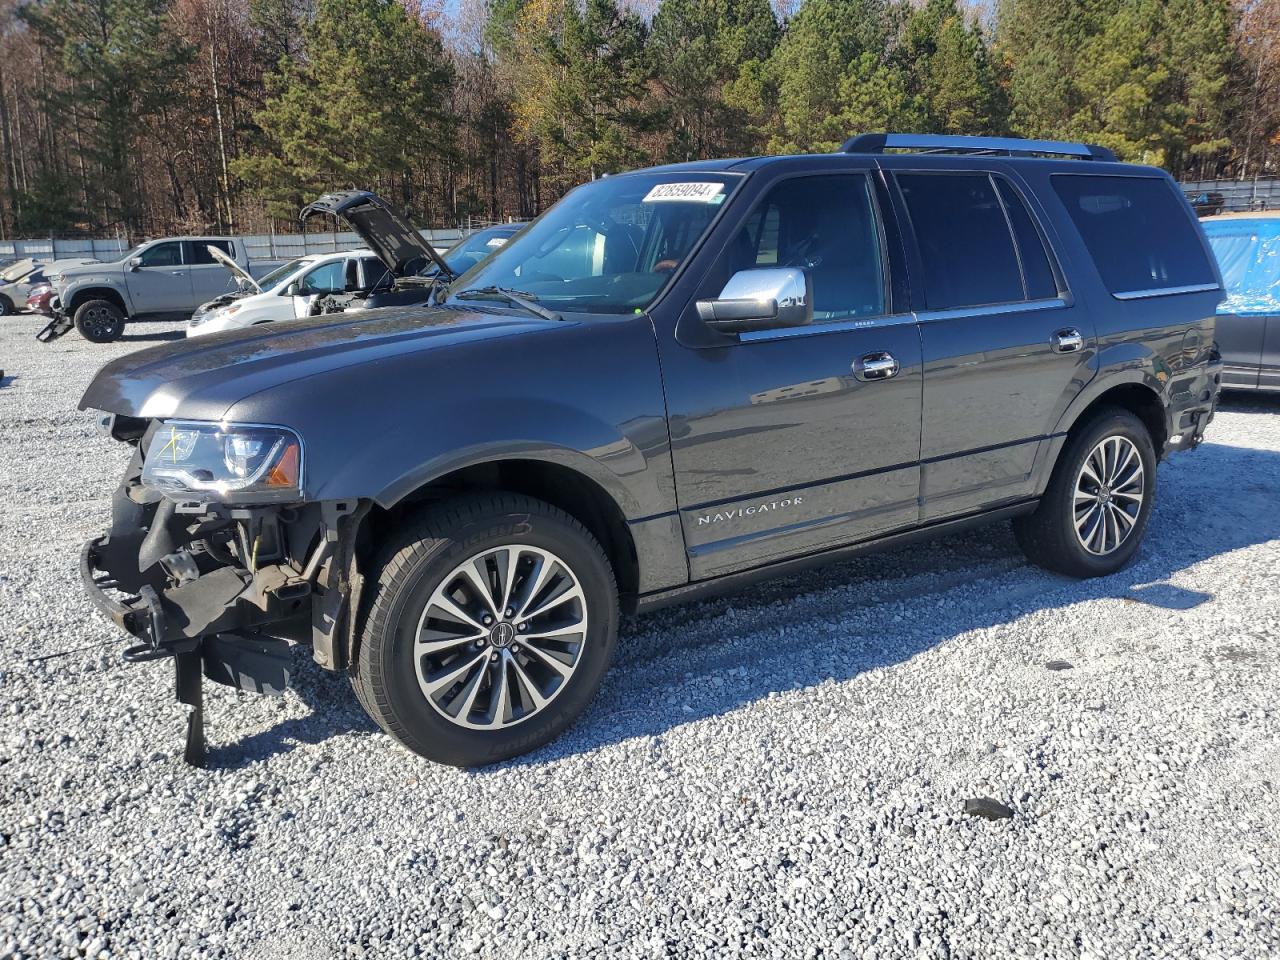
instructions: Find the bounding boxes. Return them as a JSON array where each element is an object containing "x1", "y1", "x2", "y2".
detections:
[
  {"x1": 1181, "y1": 179, "x2": 1280, "y2": 215},
  {"x1": 0, "y1": 227, "x2": 473, "y2": 263}
]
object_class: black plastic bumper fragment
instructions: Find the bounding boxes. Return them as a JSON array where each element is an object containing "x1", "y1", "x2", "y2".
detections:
[
  {"x1": 81, "y1": 535, "x2": 294, "y2": 766},
  {"x1": 36, "y1": 312, "x2": 73, "y2": 342}
]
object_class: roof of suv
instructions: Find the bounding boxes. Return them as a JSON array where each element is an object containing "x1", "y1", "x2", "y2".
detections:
[{"x1": 632, "y1": 134, "x2": 1137, "y2": 177}]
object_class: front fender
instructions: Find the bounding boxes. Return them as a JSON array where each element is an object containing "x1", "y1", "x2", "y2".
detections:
[
  {"x1": 347, "y1": 397, "x2": 653, "y2": 516},
  {"x1": 62, "y1": 276, "x2": 132, "y2": 314},
  {"x1": 219, "y1": 313, "x2": 676, "y2": 523}
]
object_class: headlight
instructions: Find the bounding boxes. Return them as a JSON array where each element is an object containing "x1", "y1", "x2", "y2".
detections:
[
  {"x1": 141, "y1": 421, "x2": 303, "y2": 503},
  {"x1": 194, "y1": 304, "x2": 238, "y2": 326}
]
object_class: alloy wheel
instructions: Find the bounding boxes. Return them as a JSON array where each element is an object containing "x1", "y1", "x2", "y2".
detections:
[
  {"x1": 82, "y1": 305, "x2": 119, "y2": 338},
  {"x1": 414, "y1": 545, "x2": 588, "y2": 730},
  {"x1": 1073, "y1": 435, "x2": 1145, "y2": 556}
]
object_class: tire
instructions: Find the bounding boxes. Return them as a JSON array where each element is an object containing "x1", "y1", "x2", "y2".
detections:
[
  {"x1": 74, "y1": 299, "x2": 125, "y2": 342},
  {"x1": 353, "y1": 494, "x2": 618, "y2": 766},
  {"x1": 1014, "y1": 407, "x2": 1157, "y2": 578},
  {"x1": 0, "y1": 293, "x2": 13, "y2": 316}
]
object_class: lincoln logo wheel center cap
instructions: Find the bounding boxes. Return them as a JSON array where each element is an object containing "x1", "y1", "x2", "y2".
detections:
[{"x1": 489, "y1": 622, "x2": 516, "y2": 648}]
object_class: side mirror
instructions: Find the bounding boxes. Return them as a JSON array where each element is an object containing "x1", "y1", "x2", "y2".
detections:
[
  {"x1": 128, "y1": 257, "x2": 142, "y2": 272},
  {"x1": 285, "y1": 282, "x2": 301, "y2": 297},
  {"x1": 695, "y1": 267, "x2": 812, "y2": 334}
]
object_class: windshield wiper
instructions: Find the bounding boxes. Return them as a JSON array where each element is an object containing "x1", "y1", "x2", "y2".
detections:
[{"x1": 454, "y1": 286, "x2": 562, "y2": 322}]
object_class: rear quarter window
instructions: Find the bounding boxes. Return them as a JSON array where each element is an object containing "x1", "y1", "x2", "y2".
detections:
[{"x1": 1051, "y1": 174, "x2": 1217, "y2": 297}]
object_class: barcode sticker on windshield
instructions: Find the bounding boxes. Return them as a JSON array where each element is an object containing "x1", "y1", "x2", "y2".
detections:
[{"x1": 642, "y1": 182, "x2": 725, "y2": 204}]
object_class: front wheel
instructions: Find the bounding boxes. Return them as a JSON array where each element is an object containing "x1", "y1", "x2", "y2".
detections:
[
  {"x1": 0, "y1": 293, "x2": 13, "y2": 316},
  {"x1": 74, "y1": 299, "x2": 125, "y2": 342},
  {"x1": 1014, "y1": 408, "x2": 1156, "y2": 578},
  {"x1": 354, "y1": 494, "x2": 618, "y2": 766}
]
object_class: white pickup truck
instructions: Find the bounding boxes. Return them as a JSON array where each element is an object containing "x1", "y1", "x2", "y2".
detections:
[{"x1": 37, "y1": 237, "x2": 281, "y2": 343}]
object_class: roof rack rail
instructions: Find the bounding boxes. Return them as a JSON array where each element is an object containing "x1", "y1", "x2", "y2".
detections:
[{"x1": 841, "y1": 133, "x2": 1117, "y2": 162}]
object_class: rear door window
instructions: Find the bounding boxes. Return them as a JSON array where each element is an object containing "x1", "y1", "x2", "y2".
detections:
[
  {"x1": 1051, "y1": 174, "x2": 1217, "y2": 297},
  {"x1": 190, "y1": 240, "x2": 235, "y2": 265},
  {"x1": 994, "y1": 179, "x2": 1058, "y2": 300},
  {"x1": 897, "y1": 173, "x2": 1025, "y2": 309}
]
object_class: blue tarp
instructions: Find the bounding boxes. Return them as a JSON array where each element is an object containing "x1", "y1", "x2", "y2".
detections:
[{"x1": 1201, "y1": 217, "x2": 1280, "y2": 316}]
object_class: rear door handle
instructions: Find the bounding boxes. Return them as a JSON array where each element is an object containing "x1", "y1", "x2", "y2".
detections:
[
  {"x1": 854, "y1": 351, "x2": 899, "y2": 381},
  {"x1": 1052, "y1": 328, "x2": 1084, "y2": 353}
]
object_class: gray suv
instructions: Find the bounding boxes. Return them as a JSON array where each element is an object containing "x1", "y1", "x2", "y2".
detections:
[{"x1": 78, "y1": 134, "x2": 1223, "y2": 766}]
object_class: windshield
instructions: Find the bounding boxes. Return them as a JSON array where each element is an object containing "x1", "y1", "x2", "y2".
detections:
[
  {"x1": 107, "y1": 244, "x2": 147, "y2": 263},
  {"x1": 447, "y1": 172, "x2": 742, "y2": 314},
  {"x1": 442, "y1": 228, "x2": 518, "y2": 274},
  {"x1": 258, "y1": 257, "x2": 310, "y2": 291}
]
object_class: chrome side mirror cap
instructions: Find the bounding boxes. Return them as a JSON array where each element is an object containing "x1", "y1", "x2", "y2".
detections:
[{"x1": 695, "y1": 267, "x2": 813, "y2": 334}]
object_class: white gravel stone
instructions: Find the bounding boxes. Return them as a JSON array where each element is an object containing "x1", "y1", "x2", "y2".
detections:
[{"x1": 1, "y1": 315, "x2": 1278, "y2": 958}]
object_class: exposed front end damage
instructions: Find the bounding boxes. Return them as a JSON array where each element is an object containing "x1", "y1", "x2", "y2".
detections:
[{"x1": 81, "y1": 415, "x2": 367, "y2": 765}]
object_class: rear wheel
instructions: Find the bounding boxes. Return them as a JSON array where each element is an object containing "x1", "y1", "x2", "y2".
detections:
[
  {"x1": 353, "y1": 494, "x2": 618, "y2": 766},
  {"x1": 1014, "y1": 408, "x2": 1156, "y2": 578},
  {"x1": 0, "y1": 293, "x2": 13, "y2": 316},
  {"x1": 74, "y1": 299, "x2": 125, "y2": 342}
]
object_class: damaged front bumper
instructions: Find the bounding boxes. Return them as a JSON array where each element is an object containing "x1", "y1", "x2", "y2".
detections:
[
  {"x1": 35, "y1": 300, "x2": 73, "y2": 342},
  {"x1": 81, "y1": 442, "x2": 367, "y2": 765}
]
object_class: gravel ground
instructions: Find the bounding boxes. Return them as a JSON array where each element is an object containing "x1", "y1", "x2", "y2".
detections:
[{"x1": 1, "y1": 315, "x2": 1278, "y2": 960}]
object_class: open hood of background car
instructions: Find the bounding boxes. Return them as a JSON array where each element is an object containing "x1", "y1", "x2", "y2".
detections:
[
  {"x1": 1, "y1": 258, "x2": 38, "y2": 283},
  {"x1": 206, "y1": 244, "x2": 261, "y2": 293},
  {"x1": 299, "y1": 191, "x2": 454, "y2": 281}
]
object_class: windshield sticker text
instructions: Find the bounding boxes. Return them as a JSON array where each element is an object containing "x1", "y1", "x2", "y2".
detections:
[{"x1": 643, "y1": 182, "x2": 725, "y2": 204}]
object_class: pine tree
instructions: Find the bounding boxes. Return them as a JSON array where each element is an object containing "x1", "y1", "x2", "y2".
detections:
[
  {"x1": 995, "y1": 0, "x2": 1115, "y2": 139},
  {"x1": 511, "y1": 0, "x2": 652, "y2": 192},
  {"x1": 901, "y1": 0, "x2": 1006, "y2": 135},
  {"x1": 233, "y1": 0, "x2": 455, "y2": 220},
  {"x1": 1069, "y1": 0, "x2": 1236, "y2": 173},
  {"x1": 20, "y1": 0, "x2": 194, "y2": 234},
  {"x1": 649, "y1": 0, "x2": 779, "y2": 160},
  {"x1": 765, "y1": 0, "x2": 898, "y2": 152}
]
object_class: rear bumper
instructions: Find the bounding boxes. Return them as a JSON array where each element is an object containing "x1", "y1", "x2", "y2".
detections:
[{"x1": 1164, "y1": 354, "x2": 1223, "y2": 453}]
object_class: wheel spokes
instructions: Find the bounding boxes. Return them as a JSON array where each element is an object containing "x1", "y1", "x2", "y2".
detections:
[
  {"x1": 422, "y1": 650, "x2": 488, "y2": 697},
  {"x1": 415, "y1": 544, "x2": 588, "y2": 731},
  {"x1": 1073, "y1": 435, "x2": 1145, "y2": 556}
]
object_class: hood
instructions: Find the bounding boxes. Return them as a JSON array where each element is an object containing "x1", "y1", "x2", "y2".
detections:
[
  {"x1": 1, "y1": 258, "x2": 38, "y2": 283},
  {"x1": 300, "y1": 191, "x2": 455, "y2": 280},
  {"x1": 206, "y1": 244, "x2": 260, "y2": 292},
  {"x1": 80, "y1": 304, "x2": 563, "y2": 422},
  {"x1": 47, "y1": 257, "x2": 107, "y2": 281}
]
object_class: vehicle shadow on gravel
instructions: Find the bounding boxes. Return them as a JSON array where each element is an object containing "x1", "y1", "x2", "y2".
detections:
[
  {"x1": 1218, "y1": 391, "x2": 1280, "y2": 415},
  {"x1": 207, "y1": 440, "x2": 1280, "y2": 769},
  {"x1": 207, "y1": 652, "x2": 378, "y2": 768},
  {"x1": 120, "y1": 328, "x2": 185, "y2": 343},
  {"x1": 485, "y1": 439, "x2": 1280, "y2": 770}
]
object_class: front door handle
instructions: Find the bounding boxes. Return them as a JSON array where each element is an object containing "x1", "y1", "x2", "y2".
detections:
[
  {"x1": 1052, "y1": 328, "x2": 1084, "y2": 353},
  {"x1": 855, "y1": 351, "x2": 899, "y2": 381}
]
